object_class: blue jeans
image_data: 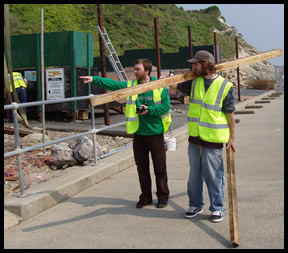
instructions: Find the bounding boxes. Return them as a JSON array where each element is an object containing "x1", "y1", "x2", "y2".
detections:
[
  {"x1": 9, "y1": 87, "x2": 27, "y2": 123},
  {"x1": 187, "y1": 142, "x2": 226, "y2": 212}
]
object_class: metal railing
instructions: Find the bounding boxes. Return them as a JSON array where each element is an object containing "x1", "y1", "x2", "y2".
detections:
[{"x1": 4, "y1": 94, "x2": 129, "y2": 197}]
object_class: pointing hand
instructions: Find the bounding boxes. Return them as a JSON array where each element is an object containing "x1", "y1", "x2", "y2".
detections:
[{"x1": 79, "y1": 76, "x2": 93, "y2": 84}]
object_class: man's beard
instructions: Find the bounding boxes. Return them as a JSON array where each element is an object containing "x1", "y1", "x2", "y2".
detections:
[
  {"x1": 193, "y1": 62, "x2": 209, "y2": 77},
  {"x1": 195, "y1": 68, "x2": 209, "y2": 77}
]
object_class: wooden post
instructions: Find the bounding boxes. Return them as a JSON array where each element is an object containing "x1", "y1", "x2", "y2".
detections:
[
  {"x1": 235, "y1": 37, "x2": 241, "y2": 101},
  {"x1": 97, "y1": 4, "x2": 110, "y2": 126},
  {"x1": 226, "y1": 146, "x2": 240, "y2": 247},
  {"x1": 154, "y1": 17, "x2": 161, "y2": 79},
  {"x1": 213, "y1": 31, "x2": 218, "y2": 64},
  {"x1": 188, "y1": 26, "x2": 193, "y2": 71}
]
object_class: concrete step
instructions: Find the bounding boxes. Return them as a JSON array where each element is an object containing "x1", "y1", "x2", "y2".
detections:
[
  {"x1": 262, "y1": 97, "x2": 276, "y2": 100},
  {"x1": 245, "y1": 105, "x2": 263, "y2": 109},
  {"x1": 234, "y1": 110, "x2": 255, "y2": 115},
  {"x1": 255, "y1": 100, "x2": 271, "y2": 104}
]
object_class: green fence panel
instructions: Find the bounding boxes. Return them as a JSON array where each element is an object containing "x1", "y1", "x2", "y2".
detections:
[
  {"x1": 6, "y1": 31, "x2": 94, "y2": 69},
  {"x1": 93, "y1": 45, "x2": 220, "y2": 72}
]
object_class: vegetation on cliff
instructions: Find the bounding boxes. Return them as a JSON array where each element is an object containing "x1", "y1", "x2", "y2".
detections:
[{"x1": 9, "y1": 4, "x2": 248, "y2": 60}]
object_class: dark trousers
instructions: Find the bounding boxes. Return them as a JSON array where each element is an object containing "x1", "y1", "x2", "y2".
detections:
[
  {"x1": 133, "y1": 134, "x2": 170, "y2": 202},
  {"x1": 8, "y1": 87, "x2": 27, "y2": 123}
]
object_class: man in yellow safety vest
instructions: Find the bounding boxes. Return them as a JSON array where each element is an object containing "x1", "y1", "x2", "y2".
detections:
[
  {"x1": 8, "y1": 72, "x2": 27, "y2": 123},
  {"x1": 176, "y1": 50, "x2": 236, "y2": 223},
  {"x1": 80, "y1": 59, "x2": 171, "y2": 209}
]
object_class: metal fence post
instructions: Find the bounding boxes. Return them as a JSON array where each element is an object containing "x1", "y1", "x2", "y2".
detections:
[
  {"x1": 12, "y1": 103, "x2": 27, "y2": 197},
  {"x1": 90, "y1": 99, "x2": 98, "y2": 165},
  {"x1": 90, "y1": 100, "x2": 99, "y2": 165}
]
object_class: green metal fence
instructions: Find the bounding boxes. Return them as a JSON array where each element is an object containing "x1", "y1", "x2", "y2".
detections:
[{"x1": 5, "y1": 31, "x2": 94, "y2": 112}]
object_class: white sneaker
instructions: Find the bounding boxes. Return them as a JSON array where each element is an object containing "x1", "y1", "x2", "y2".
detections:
[{"x1": 211, "y1": 210, "x2": 224, "y2": 223}]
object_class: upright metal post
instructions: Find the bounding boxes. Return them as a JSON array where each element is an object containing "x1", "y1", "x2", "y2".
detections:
[
  {"x1": 41, "y1": 8, "x2": 46, "y2": 153},
  {"x1": 12, "y1": 104, "x2": 26, "y2": 197},
  {"x1": 188, "y1": 26, "x2": 193, "y2": 71},
  {"x1": 213, "y1": 31, "x2": 218, "y2": 64},
  {"x1": 235, "y1": 37, "x2": 241, "y2": 101},
  {"x1": 154, "y1": 17, "x2": 161, "y2": 79},
  {"x1": 97, "y1": 4, "x2": 110, "y2": 126},
  {"x1": 90, "y1": 103, "x2": 99, "y2": 165}
]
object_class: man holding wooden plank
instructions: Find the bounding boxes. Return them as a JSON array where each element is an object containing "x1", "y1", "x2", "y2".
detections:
[
  {"x1": 174, "y1": 50, "x2": 236, "y2": 223},
  {"x1": 80, "y1": 58, "x2": 172, "y2": 209},
  {"x1": 84, "y1": 48, "x2": 281, "y2": 246}
]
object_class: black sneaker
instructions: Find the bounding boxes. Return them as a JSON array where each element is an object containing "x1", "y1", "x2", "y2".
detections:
[
  {"x1": 156, "y1": 200, "x2": 168, "y2": 208},
  {"x1": 136, "y1": 200, "x2": 152, "y2": 208},
  {"x1": 185, "y1": 207, "x2": 203, "y2": 218},
  {"x1": 210, "y1": 210, "x2": 224, "y2": 223}
]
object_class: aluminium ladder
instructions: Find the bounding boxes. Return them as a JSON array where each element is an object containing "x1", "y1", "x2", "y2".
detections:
[{"x1": 97, "y1": 25, "x2": 128, "y2": 82}]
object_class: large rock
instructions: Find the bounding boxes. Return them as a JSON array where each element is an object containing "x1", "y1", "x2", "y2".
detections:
[
  {"x1": 21, "y1": 133, "x2": 51, "y2": 149},
  {"x1": 73, "y1": 136, "x2": 102, "y2": 163},
  {"x1": 50, "y1": 137, "x2": 103, "y2": 169},
  {"x1": 50, "y1": 143, "x2": 77, "y2": 169},
  {"x1": 217, "y1": 15, "x2": 277, "y2": 88}
]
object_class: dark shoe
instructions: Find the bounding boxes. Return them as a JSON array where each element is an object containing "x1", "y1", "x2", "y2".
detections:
[
  {"x1": 136, "y1": 200, "x2": 152, "y2": 208},
  {"x1": 210, "y1": 210, "x2": 224, "y2": 223},
  {"x1": 156, "y1": 200, "x2": 168, "y2": 208},
  {"x1": 185, "y1": 207, "x2": 203, "y2": 218}
]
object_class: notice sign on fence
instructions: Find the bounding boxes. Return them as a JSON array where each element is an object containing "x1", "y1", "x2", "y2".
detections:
[
  {"x1": 24, "y1": 70, "x2": 37, "y2": 82},
  {"x1": 46, "y1": 68, "x2": 65, "y2": 100}
]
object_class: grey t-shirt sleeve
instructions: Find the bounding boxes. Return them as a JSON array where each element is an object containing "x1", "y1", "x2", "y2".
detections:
[
  {"x1": 222, "y1": 87, "x2": 235, "y2": 113},
  {"x1": 177, "y1": 80, "x2": 192, "y2": 96}
]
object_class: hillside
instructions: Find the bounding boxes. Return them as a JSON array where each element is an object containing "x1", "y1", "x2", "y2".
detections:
[
  {"x1": 9, "y1": 4, "x2": 250, "y2": 59},
  {"x1": 8, "y1": 4, "x2": 277, "y2": 87}
]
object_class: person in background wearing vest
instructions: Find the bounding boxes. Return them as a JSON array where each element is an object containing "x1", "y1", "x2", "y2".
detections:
[
  {"x1": 175, "y1": 50, "x2": 236, "y2": 223},
  {"x1": 80, "y1": 59, "x2": 172, "y2": 209},
  {"x1": 8, "y1": 72, "x2": 28, "y2": 123}
]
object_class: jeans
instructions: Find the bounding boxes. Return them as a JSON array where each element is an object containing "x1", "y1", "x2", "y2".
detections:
[
  {"x1": 8, "y1": 87, "x2": 27, "y2": 123},
  {"x1": 187, "y1": 142, "x2": 226, "y2": 212}
]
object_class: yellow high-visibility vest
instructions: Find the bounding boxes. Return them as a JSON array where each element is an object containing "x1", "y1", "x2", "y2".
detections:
[
  {"x1": 9, "y1": 72, "x2": 27, "y2": 92},
  {"x1": 125, "y1": 80, "x2": 172, "y2": 134},
  {"x1": 187, "y1": 76, "x2": 232, "y2": 143}
]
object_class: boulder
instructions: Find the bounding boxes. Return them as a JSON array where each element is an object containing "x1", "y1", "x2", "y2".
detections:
[
  {"x1": 50, "y1": 137, "x2": 103, "y2": 169},
  {"x1": 50, "y1": 143, "x2": 78, "y2": 169},
  {"x1": 21, "y1": 132, "x2": 51, "y2": 149},
  {"x1": 73, "y1": 136, "x2": 102, "y2": 163}
]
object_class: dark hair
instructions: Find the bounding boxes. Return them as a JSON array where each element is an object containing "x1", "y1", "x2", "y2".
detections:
[
  {"x1": 200, "y1": 61, "x2": 216, "y2": 74},
  {"x1": 136, "y1": 58, "x2": 152, "y2": 76}
]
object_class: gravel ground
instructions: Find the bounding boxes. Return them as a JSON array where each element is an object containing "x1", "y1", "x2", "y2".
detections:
[{"x1": 4, "y1": 126, "x2": 132, "y2": 198}]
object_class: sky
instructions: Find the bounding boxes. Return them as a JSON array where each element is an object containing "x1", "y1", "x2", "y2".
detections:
[{"x1": 176, "y1": 4, "x2": 284, "y2": 66}]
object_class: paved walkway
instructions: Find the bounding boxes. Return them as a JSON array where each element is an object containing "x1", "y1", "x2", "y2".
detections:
[{"x1": 4, "y1": 91, "x2": 284, "y2": 249}]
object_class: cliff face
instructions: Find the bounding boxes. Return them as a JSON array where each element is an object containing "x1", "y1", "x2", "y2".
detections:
[{"x1": 216, "y1": 16, "x2": 277, "y2": 88}]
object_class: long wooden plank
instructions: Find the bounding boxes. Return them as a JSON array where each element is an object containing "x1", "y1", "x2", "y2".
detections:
[
  {"x1": 215, "y1": 49, "x2": 282, "y2": 72},
  {"x1": 4, "y1": 126, "x2": 33, "y2": 137},
  {"x1": 89, "y1": 49, "x2": 282, "y2": 107},
  {"x1": 226, "y1": 146, "x2": 240, "y2": 247}
]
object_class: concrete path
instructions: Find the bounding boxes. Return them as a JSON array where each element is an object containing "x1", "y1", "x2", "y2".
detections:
[{"x1": 4, "y1": 93, "x2": 284, "y2": 249}]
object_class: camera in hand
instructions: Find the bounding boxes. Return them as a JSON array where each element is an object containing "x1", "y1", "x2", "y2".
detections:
[{"x1": 136, "y1": 103, "x2": 147, "y2": 114}]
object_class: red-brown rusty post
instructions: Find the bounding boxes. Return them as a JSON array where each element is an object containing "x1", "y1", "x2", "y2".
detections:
[
  {"x1": 97, "y1": 4, "x2": 110, "y2": 125},
  {"x1": 154, "y1": 17, "x2": 161, "y2": 79},
  {"x1": 188, "y1": 26, "x2": 193, "y2": 71},
  {"x1": 235, "y1": 37, "x2": 241, "y2": 101},
  {"x1": 213, "y1": 31, "x2": 218, "y2": 64}
]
